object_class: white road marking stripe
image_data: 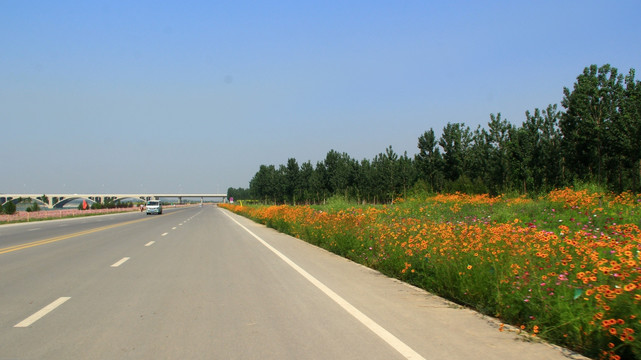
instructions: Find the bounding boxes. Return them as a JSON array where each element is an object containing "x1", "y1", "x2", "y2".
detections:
[
  {"x1": 14, "y1": 297, "x2": 71, "y2": 328},
  {"x1": 172, "y1": 227, "x2": 177, "y2": 230},
  {"x1": 221, "y1": 210, "x2": 426, "y2": 360},
  {"x1": 161, "y1": 232, "x2": 168, "y2": 236},
  {"x1": 145, "y1": 241, "x2": 155, "y2": 247},
  {"x1": 111, "y1": 257, "x2": 130, "y2": 267},
  {"x1": 27, "y1": 228, "x2": 41, "y2": 231}
]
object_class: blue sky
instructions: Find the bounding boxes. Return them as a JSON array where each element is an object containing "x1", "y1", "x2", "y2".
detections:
[{"x1": 2, "y1": 1, "x2": 640, "y2": 193}]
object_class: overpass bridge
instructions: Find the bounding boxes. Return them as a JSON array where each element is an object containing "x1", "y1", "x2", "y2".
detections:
[{"x1": 0, "y1": 193, "x2": 228, "y2": 209}]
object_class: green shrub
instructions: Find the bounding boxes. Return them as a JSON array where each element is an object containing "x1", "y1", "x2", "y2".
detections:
[
  {"x1": 2, "y1": 201, "x2": 16, "y2": 215},
  {"x1": 26, "y1": 202, "x2": 40, "y2": 212},
  {"x1": 91, "y1": 202, "x2": 103, "y2": 209}
]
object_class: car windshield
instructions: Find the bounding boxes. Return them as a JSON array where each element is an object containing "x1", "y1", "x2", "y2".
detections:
[{"x1": 147, "y1": 201, "x2": 159, "y2": 206}]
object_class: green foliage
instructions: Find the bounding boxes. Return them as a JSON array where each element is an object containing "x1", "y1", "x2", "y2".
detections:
[
  {"x1": 561, "y1": 64, "x2": 641, "y2": 191},
  {"x1": 443, "y1": 176, "x2": 488, "y2": 194},
  {"x1": 26, "y1": 201, "x2": 40, "y2": 212},
  {"x1": 265, "y1": 217, "x2": 292, "y2": 234},
  {"x1": 571, "y1": 180, "x2": 609, "y2": 195},
  {"x1": 2, "y1": 201, "x2": 16, "y2": 215},
  {"x1": 246, "y1": 64, "x2": 640, "y2": 203},
  {"x1": 227, "y1": 187, "x2": 252, "y2": 200},
  {"x1": 439, "y1": 122, "x2": 471, "y2": 182},
  {"x1": 416, "y1": 129, "x2": 443, "y2": 190},
  {"x1": 321, "y1": 194, "x2": 354, "y2": 211}
]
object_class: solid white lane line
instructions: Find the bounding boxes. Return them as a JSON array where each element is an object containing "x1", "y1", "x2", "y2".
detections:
[
  {"x1": 14, "y1": 297, "x2": 71, "y2": 328},
  {"x1": 145, "y1": 241, "x2": 155, "y2": 247},
  {"x1": 111, "y1": 257, "x2": 130, "y2": 267},
  {"x1": 161, "y1": 232, "x2": 168, "y2": 236},
  {"x1": 221, "y1": 210, "x2": 426, "y2": 360}
]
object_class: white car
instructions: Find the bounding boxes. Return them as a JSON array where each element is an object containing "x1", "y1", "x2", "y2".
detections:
[{"x1": 146, "y1": 200, "x2": 163, "y2": 215}]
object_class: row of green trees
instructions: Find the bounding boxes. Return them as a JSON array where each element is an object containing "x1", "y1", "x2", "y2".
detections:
[
  {"x1": 234, "y1": 64, "x2": 640, "y2": 204},
  {"x1": 79, "y1": 199, "x2": 136, "y2": 210}
]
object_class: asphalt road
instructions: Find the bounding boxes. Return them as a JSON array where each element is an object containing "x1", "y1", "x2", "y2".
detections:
[{"x1": 0, "y1": 206, "x2": 587, "y2": 360}]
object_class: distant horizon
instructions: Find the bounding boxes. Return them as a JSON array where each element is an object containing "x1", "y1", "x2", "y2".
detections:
[{"x1": 1, "y1": 193, "x2": 227, "y2": 210}]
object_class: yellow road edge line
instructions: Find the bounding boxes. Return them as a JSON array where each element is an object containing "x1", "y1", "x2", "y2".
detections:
[{"x1": 0, "y1": 217, "x2": 153, "y2": 255}]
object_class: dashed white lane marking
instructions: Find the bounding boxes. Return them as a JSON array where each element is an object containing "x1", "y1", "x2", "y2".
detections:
[
  {"x1": 145, "y1": 241, "x2": 155, "y2": 247},
  {"x1": 161, "y1": 232, "x2": 168, "y2": 236},
  {"x1": 221, "y1": 210, "x2": 426, "y2": 360},
  {"x1": 27, "y1": 228, "x2": 41, "y2": 231},
  {"x1": 172, "y1": 227, "x2": 177, "y2": 230},
  {"x1": 111, "y1": 257, "x2": 130, "y2": 267},
  {"x1": 14, "y1": 297, "x2": 71, "y2": 328}
]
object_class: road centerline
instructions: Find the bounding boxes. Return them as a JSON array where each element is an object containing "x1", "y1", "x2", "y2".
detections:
[
  {"x1": 0, "y1": 217, "x2": 152, "y2": 255},
  {"x1": 111, "y1": 257, "x2": 130, "y2": 267},
  {"x1": 14, "y1": 297, "x2": 71, "y2": 328}
]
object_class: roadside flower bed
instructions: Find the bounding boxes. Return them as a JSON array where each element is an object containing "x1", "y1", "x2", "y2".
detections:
[
  {"x1": 0, "y1": 208, "x2": 139, "y2": 223},
  {"x1": 220, "y1": 188, "x2": 641, "y2": 360}
]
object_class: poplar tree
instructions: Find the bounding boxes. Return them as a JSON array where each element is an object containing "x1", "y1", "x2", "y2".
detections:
[
  {"x1": 560, "y1": 64, "x2": 624, "y2": 185},
  {"x1": 416, "y1": 129, "x2": 444, "y2": 191}
]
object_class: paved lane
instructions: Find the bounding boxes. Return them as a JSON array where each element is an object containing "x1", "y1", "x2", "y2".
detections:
[
  {"x1": 0, "y1": 206, "x2": 586, "y2": 359},
  {"x1": 0, "y1": 208, "x2": 181, "y2": 252}
]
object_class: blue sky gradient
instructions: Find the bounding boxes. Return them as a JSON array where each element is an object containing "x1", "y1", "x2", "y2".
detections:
[{"x1": 2, "y1": 1, "x2": 640, "y2": 193}]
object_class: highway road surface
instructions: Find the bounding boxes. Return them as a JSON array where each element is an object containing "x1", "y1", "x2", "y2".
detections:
[{"x1": 0, "y1": 205, "x2": 586, "y2": 359}]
